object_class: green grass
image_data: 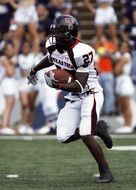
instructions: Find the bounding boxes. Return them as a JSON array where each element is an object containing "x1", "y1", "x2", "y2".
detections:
[{"x1": 0, "y1": 137, "x2": 136, "y2": 190}]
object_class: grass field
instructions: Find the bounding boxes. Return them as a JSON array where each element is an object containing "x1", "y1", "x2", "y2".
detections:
[{"x1": 0, "y1": 135, "x2": 136, "y2": 190}]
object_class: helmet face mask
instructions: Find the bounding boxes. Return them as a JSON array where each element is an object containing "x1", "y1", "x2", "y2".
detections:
[
  {"x1": 51, "y1": 25, "x2": 69, "y2": 40},
  {"x1": 50, "y1": 15, "x2": 79, "y2": 47}
]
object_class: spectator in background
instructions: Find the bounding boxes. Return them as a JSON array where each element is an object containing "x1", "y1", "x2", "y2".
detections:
[
  {"x1": 24, "y1": 38, "x2": 60, "y2": 135},
  {"x1": 120, "y1": 9, "x2": 136, "y2": 84},
  {"x1": 0, "y1": 33, "x2": 5, "y2": 56},
  {"x1": 37, "y1": 3, "x2": 52, "y2": 37},
  {"x1": 46, "y1": 0, "x2": 64, "y2": 21},
  {"x1": 62, "y1": 0, "x2": 73, "y2": 15},
  {"x1": 122, "y1": 0, "x2": 136, "y2": 23},
  {"x1": 0, "y1": 0, "x2": 16, "y2": 35},
  {"x1": 84, "y1": 0, "x2": 118, "y2": 45},
  {"x1": 17, "y1": 40, "x2": 38, "y2": 134},
  {"x1": 13, "y1": 0, "x2": 39, "y2": 53},
  {"x1": 36, "y1": 0, "x2": 49, "y2": 6},
  {"x1": 36, "y1": 70, "x2": 60, "y2": 135},
  {"x1": 114, "y1": 41, "x2": 134, "y2": 133},
  {"x1": 95, "y1": 36, "x2": 116, "y2": 115},
  {"x1": 0, "y1": 42, "x2": 17, "y2": 135},
  {"x1": 4, "y1": 23, "x2": 18, "y2": 44}
]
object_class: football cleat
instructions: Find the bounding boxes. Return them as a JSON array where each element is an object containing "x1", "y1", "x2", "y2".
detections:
[
  {"x1": 95, "y1": 171, "x2": 114, "y2": 183},
  {"x1": 95, "y1": 120, "x2": 113, "y2": 149}
]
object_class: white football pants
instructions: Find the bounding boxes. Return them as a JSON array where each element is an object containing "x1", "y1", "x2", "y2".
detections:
[{"x1": 57, "y1": 92, "x2": 104, "y2": 142}]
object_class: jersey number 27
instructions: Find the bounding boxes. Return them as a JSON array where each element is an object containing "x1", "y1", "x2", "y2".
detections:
[{"x1": 83, "y1": 51, "x2": 93, "y2": 67}]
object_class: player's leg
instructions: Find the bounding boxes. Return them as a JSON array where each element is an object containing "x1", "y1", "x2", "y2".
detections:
[
  {"x1": 57, "y1": 100, "x2": 81, "y2": 143},
  {"x1": 82, "y1": 135, "x2": 113, "y2": 182},
  {"x1": 62, "y1": 128, "x2": 81, "y2": 143},
  {"x1": 80, "y1": 93, "x2": 114, "y2": 183},
  {"x1": 95, "y1": 120, "x2": 113, "y2": 149},
  {"x1": 57, "y1": 98, "x2": 112, "y2": 146}
]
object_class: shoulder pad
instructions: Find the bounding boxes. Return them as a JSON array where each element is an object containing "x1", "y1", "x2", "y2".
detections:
[{"x1": 46, "y1": 36, "x2": 56, "y2": 49}]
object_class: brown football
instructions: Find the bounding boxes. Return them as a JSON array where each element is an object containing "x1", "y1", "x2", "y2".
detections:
[{"x1": 45, "y1": 69, "x2": 75, "y2": 83}]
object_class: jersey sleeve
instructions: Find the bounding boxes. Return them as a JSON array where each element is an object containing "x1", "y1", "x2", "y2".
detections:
[
  {"x1": 45, "y1": 36, "x2": 56, "y2": 49},
  {"x1": 45, "y1": 37, "x2": 56, "y2": 63},
  {"x1": 73, "y1": 43, "x2": 95, "y2": 73}
]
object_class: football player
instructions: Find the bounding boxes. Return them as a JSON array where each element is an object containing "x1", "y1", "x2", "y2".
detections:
[{"x1": 27, "y1": 15, "x2": 114, "y2": 183}]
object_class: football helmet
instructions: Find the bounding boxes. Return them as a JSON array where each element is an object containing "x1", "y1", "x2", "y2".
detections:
[{"x1": 50, "y1": 15, "x2": 79, "y2": 46}]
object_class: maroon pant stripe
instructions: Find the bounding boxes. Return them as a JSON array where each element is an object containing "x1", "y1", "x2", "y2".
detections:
[{"x1": 91, "y1": 95, "x2": 97, "y2": 135}]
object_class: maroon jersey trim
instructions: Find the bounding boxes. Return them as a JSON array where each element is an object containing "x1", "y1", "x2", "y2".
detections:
[{"x1": 71, "y1": 39, "x2": 79, "y2": 49}]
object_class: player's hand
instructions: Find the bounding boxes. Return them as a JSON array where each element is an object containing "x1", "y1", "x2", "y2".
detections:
[
  {"x1": 27, "y1": 69, "x2": 38, "y2": 86},
  {"x1": 44, "y1": 74, "x2": 53, "y2": 87},
  {"x1": 44, "y1": 72, "x2": 59, "y2": 88}
]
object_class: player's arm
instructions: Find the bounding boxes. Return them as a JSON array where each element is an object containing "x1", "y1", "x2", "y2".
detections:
[
  {"x1": 27, "y1": 55, "x2": 53, "y2": 85},
  {"x1": 31, "y1": 39, "x2": 56, "y2": 74},
  {"x1": 31, "y1": 55, "x2": 53, "y2": 74}
]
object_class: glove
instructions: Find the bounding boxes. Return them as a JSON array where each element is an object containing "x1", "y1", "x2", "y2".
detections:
[
  {"x1": 44, "y1": 70, "x2": 58, "y2": 87},
  {"x1": 27, "y1": 69, "x2": 38, "y2": 86},
  {"x1": 27, "y1": 75, "x2": 38, "y2": 85},
  {"x1": 44, "y1": 74, "x2": 53, "y2": 87}
]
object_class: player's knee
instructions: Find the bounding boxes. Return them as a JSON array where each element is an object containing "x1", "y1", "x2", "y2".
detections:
[{"x1": 57, "y1": 132, "x2": 70, "y2": 143}]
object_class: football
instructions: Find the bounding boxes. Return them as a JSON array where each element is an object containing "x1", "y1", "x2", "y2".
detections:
[{"x1": 45, "y1": 69, "x2": 75, "y2": 83}]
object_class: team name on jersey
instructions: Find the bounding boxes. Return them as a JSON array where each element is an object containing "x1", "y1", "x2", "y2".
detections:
[{"x1": 51, "y1": 56, "x2": 74, "y2": 69}]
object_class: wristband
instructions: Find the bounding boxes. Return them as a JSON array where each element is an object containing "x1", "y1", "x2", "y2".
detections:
[
  {"x1": 30, "y1": 68, "x2": 36, "y2": 75},
  {"x1": 31, "y1": 68, "x2": 35, "y2": 72},
  {"x1": 75, "y1": 80, "x2": 84, "y2": 92}
]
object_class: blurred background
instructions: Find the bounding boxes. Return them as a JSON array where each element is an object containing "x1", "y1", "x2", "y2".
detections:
[{"x1": 0, "y1": 0, "x2": 136, "y2": 135}]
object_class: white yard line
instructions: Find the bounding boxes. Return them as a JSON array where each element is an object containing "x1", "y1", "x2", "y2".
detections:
[
  {"x1": 111, "y1": 134, "x2": 136, "y2": 139},
  {"x1": 111, "y1": 146, "x2": 136, "y2": 151},
  {"x1": 0, "y1": 134, "x2": 136, "y2": 140},
  {"x1": 6, "y1": 174, "x2": 19, "y2": 178},
  {"x1": 0, "y1": 135, "x2": 136, "y2": 151},
  {"x1": 0, "y1": 135, "x2": 57, "y2": 140}
]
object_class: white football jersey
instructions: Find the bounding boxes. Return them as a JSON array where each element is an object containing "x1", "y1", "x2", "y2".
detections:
[{"x1": 46, "y1": 38, "x2": 102, "y2": 100}]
